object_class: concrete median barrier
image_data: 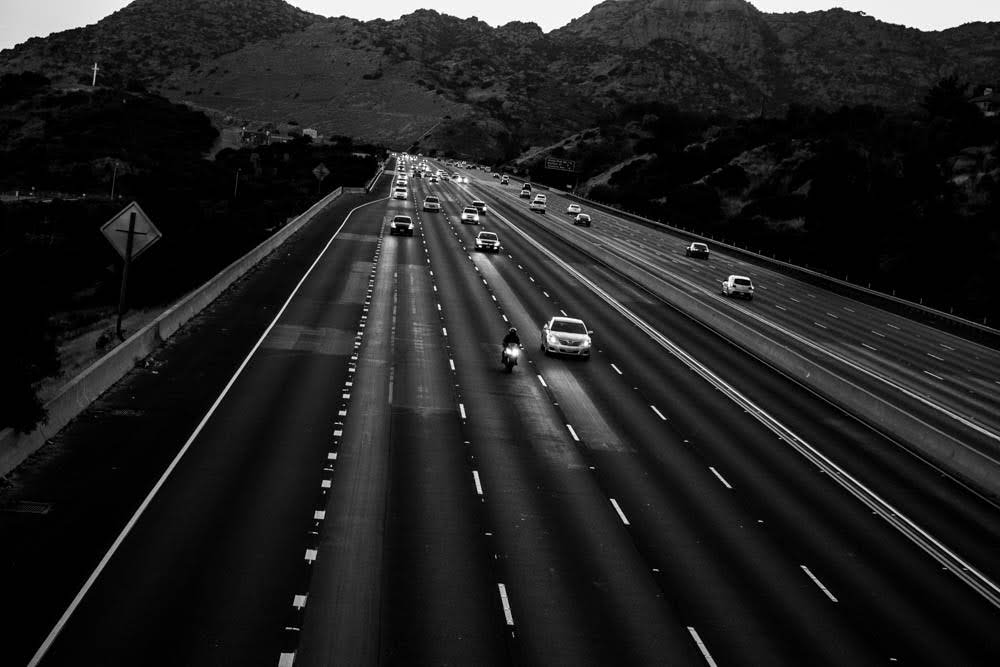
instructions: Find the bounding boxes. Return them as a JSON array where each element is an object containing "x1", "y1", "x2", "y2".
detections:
[
  {"x1": 0, "y1": 186, "x2": 350, "y2": 478},
  {"x1": 523, "y1": 214, "x2": 1000, "y2": 499}
]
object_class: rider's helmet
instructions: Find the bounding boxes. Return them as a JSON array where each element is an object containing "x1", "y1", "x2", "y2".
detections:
[{"x1": 509, "y1": 327, "x2": 517, "y2": 334}]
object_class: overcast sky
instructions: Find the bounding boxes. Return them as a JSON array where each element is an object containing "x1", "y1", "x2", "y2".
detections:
[{"x1": 2, "y1": 0, "x2": 999, "y2": 51}]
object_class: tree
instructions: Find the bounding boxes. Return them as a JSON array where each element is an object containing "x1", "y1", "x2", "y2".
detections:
[{"x1": 922, "y1": 75, "x2": 978, "y2": 122}]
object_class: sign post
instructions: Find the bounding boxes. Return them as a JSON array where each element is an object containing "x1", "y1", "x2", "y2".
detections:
[
  {"x1": 545, "y1": 157, "x2": 578, "y2": 192},
  {"x1": 313, "y1": 162, "x2": 330, "y2": 195},
  {"x1": 100, "y1": 201, "x2": 162, "y2": 341}
]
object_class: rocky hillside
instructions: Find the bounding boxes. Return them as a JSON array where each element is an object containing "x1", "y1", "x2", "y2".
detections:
[
  {"x1": 1, "y1": 0, "x2": 998, "y2": 156},
  {"x1": 0, "y1": 0, "x2": 319, "y2": 86}
]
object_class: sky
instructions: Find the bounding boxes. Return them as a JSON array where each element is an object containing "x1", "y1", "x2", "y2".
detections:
[{"x1": 2, "y1": 0, "x2": 999, "y2": 51}]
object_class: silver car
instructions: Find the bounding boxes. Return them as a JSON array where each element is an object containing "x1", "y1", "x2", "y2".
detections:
[{"x1": 540, "y1": 316, "x2": 593, "y2": 358}]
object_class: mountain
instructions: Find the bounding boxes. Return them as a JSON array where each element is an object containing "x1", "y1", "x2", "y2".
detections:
[
  {"x1": 1, "y1": 0, "x2": 998, "y2": 157},
  {"x1": 0, "y1": 0, "x2": 319, "y2": 86}
]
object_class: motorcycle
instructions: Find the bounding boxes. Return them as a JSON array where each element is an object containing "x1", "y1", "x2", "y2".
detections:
[{"x1": 502, "y1": 344, "x2": 521, "y2": 373}]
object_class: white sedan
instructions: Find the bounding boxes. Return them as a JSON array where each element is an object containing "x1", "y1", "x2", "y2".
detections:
[
  {"x1": 460, "y1": 207, "x2": 480, "y2": 224},
  {"x1": 540, "y1": 316, "x2": 593, "y2": 358},
  {"x1": 566, "y1": 203, "x2": 582, "y2": 215}
]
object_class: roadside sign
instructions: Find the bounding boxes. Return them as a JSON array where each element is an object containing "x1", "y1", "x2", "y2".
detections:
[
  {"x1": 313, "y1": 163, "x2": 330, "y2": 181},
  {"x1": 545, "y1": 157, "x2": 576, "y2": 173},
  {"x1": 100, "y1": 201, "x2": 161, "y2": 261}
]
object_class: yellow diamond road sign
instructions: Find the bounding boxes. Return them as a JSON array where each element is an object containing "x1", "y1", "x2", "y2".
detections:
[{"x1": 100, "y1": 201, "x2": 162, "y2": 261}]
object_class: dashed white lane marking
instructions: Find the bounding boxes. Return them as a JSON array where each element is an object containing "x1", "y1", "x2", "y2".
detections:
[
  {"x1": 871, "y1": 330, "x2": 885, "y2": 338},
  {"x1": 862, "y1": 343, "x2": 878, "y2": 351},
  {"x1": 650, "y1": 405, "x2": 667, "y2": 421},
  {"x1": 801, "y1": 565, "x2": 839, "y2": 602},
  {"x1": 529, "y1": 276, "x2": 535, "y2": 282},
  {"x1": 610, "y1": 498, "x2": 630, "y2": 525},
  {"x1": 886, "y1": 323, "x2": 900, "y2": 330},
  {"x1": 924, "y1": 370, "x2": 944, "y2": 381},
  {"x1": 560, "y1": 309, "x2": 568, "y2": 316},
  {"x1": 502, "y1": 314, "x2": 509, "y2": 322},
  {"x1": 843, "y1": 306, "x2": 855, "y2": 313},
  {"x1": 543, "y1": 291, "x2": 550, "y2": 298},
  {"x1": 436, "y1": 303, "x2": 441, "y2": 311},
  {"x1": 305, "y1": 549, "x2": 318, "y2": 563},
  {"x1": 927, "y1": 352, "x2": 944, "y2": 361},
  {"x1": 333, "y1": 429, "x2": 343, "y2": 437},
  {"x1": 566, "y1": 424, "x2": 580, "y2": 441},
  {"x1": 611, "y1": 363, "x2": 622, "y2": 375},
  {"x1": 687, "y1": 627, "x2": 718, "y2": 667},
  {"x1": 338, "y1": 410, "x2": 347, "y2": 416},
  {"x1": 442, "y1": 327, "x2": 448, "y2": 336},
  {"x1": 278, "y1": 652, "x2": 295, "y2": 667},
  {"x1": 473, "y1": 470, "x2": 484, "y2": 496},
  {"x1": 825, "y1": 312, "x2": 839, "y2": 319},
  {"x1": 709, "y1": 467, "x2": 733, "y2": 489},
  {"x1": 789, "y1": 297, "x2": 801, "y2": 303},
  {"x1": 813, "y1": 322, "x2": 827, "y2": 329},
  {"x1": 449, "y1": 359, "x2": 456, "y2": 371},
  {"x1": 537, "y1": 374, "x2": 548, "y2": 387},
  {"x1": 498, "y1": 584, "x2": 515, "y2": 626},
  {"x1": 491, "y1": 295, "x2": 497, "y2": 301},
  {"x1": 328, "y1": 452, "x2": 337, "y2": 461},
  {"x1": 321, "y1": 479, "x2": 331, "y2": 489},
  {"x1": 293, "y1": 594, "x2": 308, "y2": 610},
  {"x1": 940, "y1": 343, "x2": 954, "y2": 351},
  {"x1": 459, "y1": 403, "x2": 467, "y2": 419},
  {"x1": 314, "y1": 510, "x2": 326, "y2": 520},
  {"x1": 775, "y1": 304, "x2": 787, "y2": 311}
]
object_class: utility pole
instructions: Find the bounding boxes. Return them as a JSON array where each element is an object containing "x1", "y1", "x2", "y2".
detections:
[{"x1": 92, "y1": 62, "x2": 100, "y2": 87}]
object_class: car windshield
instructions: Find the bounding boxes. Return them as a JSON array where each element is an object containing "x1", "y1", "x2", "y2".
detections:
[
  {"x1": 393, "y1": 216, "x2": 411, "y2": 223},
  {"x1": 692, "y1": 244, "x2": 707, "y2": 251},
  {"x1": 464, "y1": 208, "x2": 477, "y2": 214},
  {"x1": 735, "y1": 278, "x2": 752, "y2": 286},
  {"x1": 425, "y1": 197, "x2": 438, "y2": 203},
  {"x1": 551, "y1": 320, "x2": 587, "y2": 334},
  {"x1": 578, "y1": 214, "x2": 590, "y2": 220},
  {"x1": 473, "y1": 201, "x2": 485, "y2": 207},
  {"x1": 479, "y1": 233, "x2": 497, "y2": 241}
]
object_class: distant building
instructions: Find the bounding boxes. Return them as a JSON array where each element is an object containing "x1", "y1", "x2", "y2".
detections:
[
  {"x1": 970, "y1": 87, "x2": 1000, "y2": 117},
  {"x1": 240, "y1": 129, "x2": 269, "y2": 146},
  {"x1": 303, "y1": 128, "x2": 319, "y2": 139}
]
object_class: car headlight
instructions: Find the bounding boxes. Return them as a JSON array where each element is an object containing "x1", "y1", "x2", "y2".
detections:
[
  {"x1": 582, "y1": 336, "x2": 592, "y2": 347},
  {"x1": 547, "y1": 334, "x2": 558, "y2": 345}
]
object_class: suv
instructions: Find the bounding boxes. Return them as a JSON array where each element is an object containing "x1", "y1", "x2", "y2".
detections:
[
  {"x1": 500, "y1": 175, "x2": 510, "y2": 185},
  {"x1": 721, "y1": 275, "x2": 754, "y2": 300},
  {"x1": 519, "y1": 187, "x2": 531, "y2": 198},
  {"x1": 474, "y1": 231, "x2": 501, "y2": 253},
  {"x1": 573, "y1": 213, "x2": 592, "y2": 227},
  {"x1": 460, "y1": 207, "x2": 480, "y2": 224},
  {"x1": 389, "y1": 215, "x2": 414, "y2": 236},
  {"x1": 423, "y1": 195, "x2": 441, "y2": 212},
  {"x1": 686, "y1": 242, "x2": 710, "y2": 259},
  {"x1": 471, "y1": 200, "x2": 488, "y2": 216}
]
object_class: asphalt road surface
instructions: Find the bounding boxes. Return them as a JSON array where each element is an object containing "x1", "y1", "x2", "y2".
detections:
[{"x1": 1, "y1": 161, "x2": 999, "y2": 666}]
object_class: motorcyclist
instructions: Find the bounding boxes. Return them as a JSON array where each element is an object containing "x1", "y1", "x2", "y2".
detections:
[{"x1": 501, "y1": 326, "x2": 520, "y2": 363}]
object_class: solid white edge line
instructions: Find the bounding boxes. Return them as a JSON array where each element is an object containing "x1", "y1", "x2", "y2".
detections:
[
  {"x1": 26, "y1": 195, "x2": 388, "y2": 667},
  {"x1": 473, "y1": 470, "x2": 483, "y2": 495},
  {"x1": 687, "y1": 627, "x2": 719, "y2": 667},
  {"x1": 709, "y1": 466, "x2": 733, "y2": 489},
  {"x1": 487, "y1": 204, "x2": 1000, "y2": 609},
  {"x1": 610, "y1": 498, "x2": 630, "y2": 525},
  {"x1": 801, "y1": 565, "x2": 839, "y2": 602},
  {"x1": 498, "y1": 583, "x2": 514, "y2": 625}
]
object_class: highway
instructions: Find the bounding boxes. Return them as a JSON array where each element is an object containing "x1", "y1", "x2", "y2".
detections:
[{"x1": 1, "y1": 158, "x2": 999, "y2": 665}]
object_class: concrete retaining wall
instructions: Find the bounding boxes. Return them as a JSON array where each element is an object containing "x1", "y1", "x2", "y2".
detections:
[{"x1": 0, "y1": 186, "x2": 349, "y2": 478}]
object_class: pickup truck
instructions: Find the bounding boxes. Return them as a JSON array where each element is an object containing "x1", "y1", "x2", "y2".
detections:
[{"x1": 721, "y1": 275, "x2": 754, "y2": 300}]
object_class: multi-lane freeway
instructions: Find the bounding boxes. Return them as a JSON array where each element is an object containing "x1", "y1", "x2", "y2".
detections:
[{"x1": 2, "y1": 158, "x2": 999, "y2": 666}]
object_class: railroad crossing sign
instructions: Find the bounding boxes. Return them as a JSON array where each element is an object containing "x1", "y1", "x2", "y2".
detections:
[
  {"x1": 545, "y1": 157, "x2": 577, "y2": 173},
  {"x1": 100, "y1": 201, "x2": 162, "y2": 340},
  {"x1": 100, "y1": 201, "x2": 161, "y2": 261}
]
